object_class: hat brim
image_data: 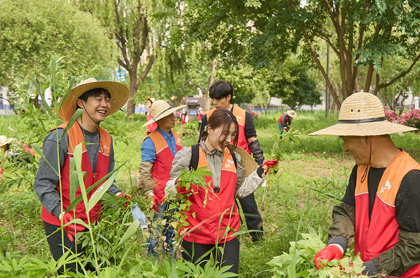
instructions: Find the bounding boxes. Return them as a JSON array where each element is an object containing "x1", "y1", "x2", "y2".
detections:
[
  {"x1": 309, "y1": 120, "x2": 417, "y2": 136},
  {"x1": 142, "y1": 105, "x2": 186, "y2": 127},
  {"x1": 234, "y1": 146, "x2": 259, "y2": 177},
  {"x1": 58, "y1": 81, "x2": 129, "y2": 121},
  {"x1": 0, "y1": 138, "x2": 13, "y2": 147}
]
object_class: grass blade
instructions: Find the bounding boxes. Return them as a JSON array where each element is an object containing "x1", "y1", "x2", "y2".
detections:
[
  {"x1": 86, "y1": 170, "x2": 118, "y2": 213},
  {"x1": 59, "y1": 109, "x2": 83, "y2": 140},
  {"x1": 32, "y1": 143, "x2": 59, "y2": 176},
  {"x1": 32, "y1": 78, "x2": 53, "y2": 117},
  {"x1": 59, "y1": 76, "x2": 75, "y2": 109},
  {"x1": 115, "y1": 220, "x2": 139, "y2": 250}
]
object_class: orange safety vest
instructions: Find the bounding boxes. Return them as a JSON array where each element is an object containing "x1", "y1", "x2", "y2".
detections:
[
  {"x1": 144, "y1": 130, "x2": 182, "y2": 206},
  {"x1": 206, "y1": 106, "x2": 250, "y2": 154},
  {"x1": 41, "y1": 123, "x2": 111, "y2": 226},
  {"x1": 355, "y1": 151, "x2": 420, "y2": 278},
  {"x1": 177, "y1": 146, "x2": 239, "y2": 244}
]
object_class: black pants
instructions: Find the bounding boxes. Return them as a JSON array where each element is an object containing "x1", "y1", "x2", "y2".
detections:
[
  {"x1": 238, "y1": 192, "x2": 263, "y2": 242},
  {"x1": 44, "y1": 221, "x2": 86, "y2": 274},
  {"x1": 182, "y1": 237, "x2": 239, "y2": 276}
]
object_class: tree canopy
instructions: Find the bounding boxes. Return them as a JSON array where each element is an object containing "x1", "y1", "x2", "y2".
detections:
[{"x1": 0, "y1": 0, "x2": 114, "y2": 89}]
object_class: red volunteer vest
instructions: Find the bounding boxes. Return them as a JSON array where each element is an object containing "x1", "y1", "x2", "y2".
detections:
[
  {"x1": 355, "y1": 151, "x2": 420, "y2": 278},
  {"x1": 145, "y1": 130, "x2": 182, "y2": 206},
  {"x1": 278, "y1": 113, "x2": 291, "y2": 125},
  {"x1": 207, "y1": 106, "x2": 250, "y2": 154},
  {"x1": 177, "y1": 146, "x2": 239, "y2": 244},
  {"x1": 146, "y1": 110, "x2": 158, "y2": 134},
  {"x1": 41, "y1": 123, "x2": 111, "y2": 226}
]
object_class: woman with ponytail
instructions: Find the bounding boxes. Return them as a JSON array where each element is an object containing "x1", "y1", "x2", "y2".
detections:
[{"x1": 165, "y1": 109, "x2": 266, "y2": 276}]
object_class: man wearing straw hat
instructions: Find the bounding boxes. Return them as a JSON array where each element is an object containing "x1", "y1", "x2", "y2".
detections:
[
  {"x1": 199, "y1": 80, "x2": 265, "y2": 243},
  {"x1": 34, "y1": 78, "x2": 129, "y2": 273},
  {"x1": 311, "y1": 92, "x2": 420, "y2": 276},
  {"x1": 139, "y1": 100, "x2": 185, "y2": 257}
]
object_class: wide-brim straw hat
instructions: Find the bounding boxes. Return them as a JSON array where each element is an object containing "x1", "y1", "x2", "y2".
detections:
[
  {"x1": 58, "y1": 78, "x2": 129, "y2": 121},
  {"x1": 234, "y1": 146, "x2": 259, "y2": 177},
  {"x1": 286, "y1": 110, "x2": 297, "y2": 118},
  {"x1": 309, "y1": 92, "x2": 417, "y2": 136},
  {"x1": 142, "y1": 100, "x2": 186, "y2": 127},
  {"x1": 0, "y1": 136, "x2": 13, "y2": 147}
]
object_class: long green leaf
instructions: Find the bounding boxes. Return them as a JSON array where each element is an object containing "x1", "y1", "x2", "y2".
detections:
[
  {"x1": 62, "y1": 218, "x2": 90, "y2": 230},
  {"x1": 69, "y1": 157, "x2": 79, "y2": 203},
  {"x1": 86, "y1": 170, "x2": 118, "y2": 213},
  {"x1": 59, "y1": 109, "x2": 83, "y2": 140},
  {"x1": 73, "y1": 143, "x2": 89, "y2": 210},
  {"x1": 50, "y1": 56, "x2": 57, "y2": 93},
  {"x1": 59, "y1": 76, "x2": 76, "y2": 109},
  {"x1": 32, "y1": 78, "x2": 53, "y2": 117},
  {"x1": 115, "y1": 220, "x2": 139, "y2": 250},
  {"x1": 32, "y1": 143, "x2": 59, "y2": 176},
  {"x1": 64, "y1": 157, "x2": 131, "y2": 213}
]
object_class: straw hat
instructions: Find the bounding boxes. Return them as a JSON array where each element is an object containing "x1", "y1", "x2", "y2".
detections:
[
  {"x1": 309, "y1": 92, "x2": 417, "y2": 136},
  {"x1": 234, "y1": 146, "x2": 259, "y2": 177},
  {"x1": 0, "y1": 136, "x2": 13, "y2": 147},
  {"x1": 145, "y1": 96, "x2": 156, "y2": 103},
  {"x1": 286, "y1": 110, "x2": 297, "y2": 118},
  {"x1": 58, "y1": 78, "x2": 129, "y2": 121},
  {"x1": 142, "y1": 100, "x2": 186, "y2": 127}
]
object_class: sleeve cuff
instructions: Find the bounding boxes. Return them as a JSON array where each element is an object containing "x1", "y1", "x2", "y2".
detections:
[
  {"x1": 52, "y1": 205, "x2": 62, "y2": 219},
  {"x1": 327, "y1": 235, "x2": 347, "y2": 253}
]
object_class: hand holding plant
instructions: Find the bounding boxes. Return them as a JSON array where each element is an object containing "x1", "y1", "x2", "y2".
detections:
[{"x1": 62, "y1": 212, "x2": 85, "y2": 242}]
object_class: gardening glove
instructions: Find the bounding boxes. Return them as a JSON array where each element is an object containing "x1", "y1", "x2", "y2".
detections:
[
  {"x1": 262, "y1": 159, "x2": 278, "y2": 174},
  {"x1": 116, "y1": 192, "x2": 131, "y2": 207},
  {"x1": 131, "y1": 203, "x2": 148, "y2": 231},
  {"x1": 314, "y1": 244, "x2": 343, "y2": 269},
  {"x1": 61, "y1": 212, "x2": 85, "y2": 242},
  {"x1": 361, "y1": 261, "x2": 377, "y2": 276}
]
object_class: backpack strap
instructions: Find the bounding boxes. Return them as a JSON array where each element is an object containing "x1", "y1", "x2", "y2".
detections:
[
  {"x1": 190, "y1": 144, "x2": 200, "y2": 171},
  {"x1": 227, "y1": 147, "x2": 238, "y2": 169}
]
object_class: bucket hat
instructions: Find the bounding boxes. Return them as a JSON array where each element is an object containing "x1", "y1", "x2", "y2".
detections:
[
  {"x1": 142, "y1": 100, "x2": 186, "y2": 127},
  {"x1": 58, "y1": 78, "x2": 129, "y2": 121},
  {"x1": 145, "y1": 96, "x2": 156, "y2": 103},
  {"x1": 309, "y1": 92, "x2": 417, "y2": 136},
  {"x1": 286, "y1": 110, "x2": 297, "y2": 118},
  {"x1": 0, "y1": 136, "x2": 13, "y2": 147}
]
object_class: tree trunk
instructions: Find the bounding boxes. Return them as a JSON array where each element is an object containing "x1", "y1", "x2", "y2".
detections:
[
  {"x1": 127, "y1": 71, "x2": 139, "y2": 117},
  {"x1": 206, "y1": 58, "x2": 217, "y2": 111}
]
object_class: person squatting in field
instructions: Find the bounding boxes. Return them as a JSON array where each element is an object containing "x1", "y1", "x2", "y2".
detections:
[
  {"x1": 310, "y1": 92, "x2": 420, "y2": 277},
  {"x1": 33, "y1": 78, "x2": 129, "y2": 273},
  {"x1": 199, "y1": 80, "x2": 265, "y2": 243},
  {"x1": 139, "y1": 100, "x2": 186, "y2": 257},
  {"x1": 278, "y1": 110, "x2": 296, "y2": 140},
  {"x1": 0, "y1": 135, "x2": 35, "y2": 181},
  {"x1": 165, "y1": 109, "x2": 266, "y2": 275}
]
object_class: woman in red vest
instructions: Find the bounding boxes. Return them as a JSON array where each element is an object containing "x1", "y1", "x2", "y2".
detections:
[
  {"x1": 140, "y1": 100, "x2": 186, "y2": 257},
  {"x1": 34, "y1": 78, "x2": 129, "y2": 273},
  {"x1": 165, "y1": 109, "x2": 266, "y2": 275},
  {"x1": 145, "y1": 97, "x2": 157, "y2": 135}
]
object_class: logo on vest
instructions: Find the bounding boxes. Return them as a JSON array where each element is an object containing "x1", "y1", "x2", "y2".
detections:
[
  {"x1": 225, "y1": 159, "x2": 234, "y2": 168},
  {"x1": 103, "y1": 145, "x2": 109, "y2": 150},
  {"x1": 177, "y1": 138, "x2": 181, "y2": 144},
  {"x1": 236, "y1": 116, "x2": 242, "y2": 120},
  {"x1": 380, "y1": 180, "x2": 392, "y2": 194}
]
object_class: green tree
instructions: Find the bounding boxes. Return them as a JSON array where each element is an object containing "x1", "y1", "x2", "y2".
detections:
[
  {"x1": 181, "y1": 0, "x2": 420, "y2": 109},
  {"x1": 0, "y1": 0, "x2": 114, "y2": 91},
  {"x1": 271, "y1": 67, "x2": 321, "y2": 110},
  {"x1": 74, "y1": 0, "x2": 176, "y2": 117}
]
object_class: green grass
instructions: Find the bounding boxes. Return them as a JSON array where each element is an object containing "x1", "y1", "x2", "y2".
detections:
[{"x1": 1, "y1": 110, "x2": 420, "y2": 277}]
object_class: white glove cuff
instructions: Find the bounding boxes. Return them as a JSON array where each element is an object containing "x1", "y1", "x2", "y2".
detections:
[{"x1": 328, "y1": 243, "x2": 344, "y2": 254}]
